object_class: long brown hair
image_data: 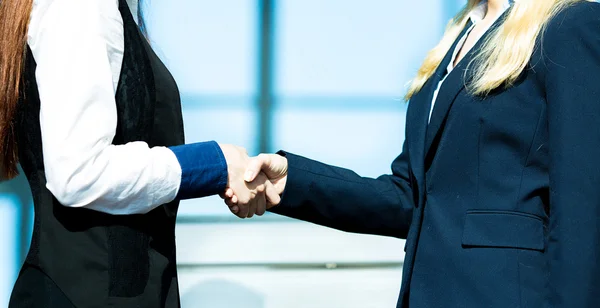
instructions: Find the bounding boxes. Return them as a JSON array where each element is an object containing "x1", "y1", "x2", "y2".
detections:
[
  {"x1": 0, "y1": 0, "x2": 33, "y2": 180},
  {"x1": 0, "y1": 0, "x2": 147, "y2": 180}
]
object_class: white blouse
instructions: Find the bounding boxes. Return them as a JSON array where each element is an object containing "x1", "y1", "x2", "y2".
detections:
[
  {"x1": 27, "y1": 0, "x2": 182, "y2": 215},
  {"x1": 429, "y1": 0, "x2": 512, "y2": 122}
]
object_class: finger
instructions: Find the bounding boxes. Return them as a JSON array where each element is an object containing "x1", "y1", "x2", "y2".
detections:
[
  {"x1": 256, "y1": 182, "x2": 266, "y2": 194},
  {"x1": 264, "y1": 180, "x2": 281, "y2": 207},
  {"x1": 224, "y1": 198, "x2": 240, "y2": 212},
  {"x1": 245, "y1": 173, "x2": 267, "y2": 217},
  {"x1": 231, "y1": 195, "x2": 238, "y2": 204},
  {"x1": 246, "y1": 194, "x2": 258, "y2": 218},
  {"x1": 225, "y1": 188, "x2": 234, "y2": 198},
  {"x1": 224, "y1": 198, "x2": 243, "y2": 217},
  {"x1": 245, "y1": 154, "x2": 270, "y2": 182},
  {"x1": 224, "y1": 198, "x2": 236, "y2": 208},
  {"x1": 227, "y1": 202, "x2": 239, "y2": 213},
  {"x1": 256, "y1": 190, "x2": 267, "y2": 216},
  {"x1": 236, "y1": 204, "x2": 249, "y2": 218},
  {"x1": 235, "y1": 193, "x2": 250, "y2": 218}
]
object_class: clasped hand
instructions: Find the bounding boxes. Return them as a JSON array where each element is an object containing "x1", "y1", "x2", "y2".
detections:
[{"x1": 219, "y1": 144, "x2": 287, "y2": 218}]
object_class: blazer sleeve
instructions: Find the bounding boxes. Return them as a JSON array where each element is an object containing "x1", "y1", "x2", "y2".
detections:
[
  {"x1": 542, "y1": 3, "x2": 600, "y2": 307},
  {"x1": 270, "y1": 139, "x2": 415, "y2": 239}
]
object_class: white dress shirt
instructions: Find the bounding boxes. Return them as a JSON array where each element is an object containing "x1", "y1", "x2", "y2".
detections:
[
  {"x1": 27, "y1": 0, "x2": 182, "y2": 215},
  {"x1": 429, "y1": 0, "x2": 512, "y2": 122}
]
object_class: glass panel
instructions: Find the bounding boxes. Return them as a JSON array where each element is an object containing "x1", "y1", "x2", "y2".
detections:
[
  {"x1": 273, "y1": 100, "x2": 406, "y2": 177},
  {"x1": 274, "y1": 0, "x2": 448, "y2": 96},
  {"x1": 272, "y1": 0, "x2": 450, "y2": 170},
  {"x1": 145, "y1": 0, "x2": 257, "y2": 95},
  {"x1": 0, "y1": 195, "x2": 18, "y2": 307},
  {"x1": 146, "y1": 1, "x2": 258, "y2": 216}
]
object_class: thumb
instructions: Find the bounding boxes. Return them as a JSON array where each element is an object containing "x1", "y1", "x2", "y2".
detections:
[{"x1": 244, "y1": 154, "x2": 271, "y2": 182}]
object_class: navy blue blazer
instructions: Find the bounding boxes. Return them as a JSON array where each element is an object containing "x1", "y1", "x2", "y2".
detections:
[{"x1": 271, "y1": 2, "x2": 600, "y2": 307}]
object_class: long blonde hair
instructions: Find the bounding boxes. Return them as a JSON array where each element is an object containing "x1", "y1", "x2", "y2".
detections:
[{"x1": 404, "y1": 0, "x2": 585, "y2": 100}]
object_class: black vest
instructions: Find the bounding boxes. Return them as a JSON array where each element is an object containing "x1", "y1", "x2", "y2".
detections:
[{"x1": 10, "y1": 1, "x2": 184, "y2": 307}]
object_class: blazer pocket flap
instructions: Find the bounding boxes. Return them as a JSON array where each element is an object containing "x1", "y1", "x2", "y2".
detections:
[{"x1": 462, "y1": 211, "x2": 544, "y2": 251}]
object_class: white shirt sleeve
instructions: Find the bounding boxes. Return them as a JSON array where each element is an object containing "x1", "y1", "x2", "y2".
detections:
[{"x1": 27, "y1": 0, "x2": 182, "y2": 215}]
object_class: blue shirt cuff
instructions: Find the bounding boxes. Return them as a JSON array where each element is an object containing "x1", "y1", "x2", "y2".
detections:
[{"x1": 169, "y1": 141, "x2": 228, "y2": 200}]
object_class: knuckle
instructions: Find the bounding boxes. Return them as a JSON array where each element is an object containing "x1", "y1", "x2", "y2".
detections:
[{"x1": 258, "y1": 153, "x2": 270, "y2": 163}]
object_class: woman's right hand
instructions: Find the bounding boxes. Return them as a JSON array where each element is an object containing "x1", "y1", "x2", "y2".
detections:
[
  {"x1": 220, "y1": 152, "x2": 288, "y2": 218},
  {"x1": 244, "y1": 153, "x2": 288, "y2": 198},
  {"x1": 218, "y1": 145, "x2": 282, "y2": 218}
]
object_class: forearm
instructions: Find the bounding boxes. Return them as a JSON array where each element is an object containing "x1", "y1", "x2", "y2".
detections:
[
  {"x1": 270, "y1": 152, "x2": 414, "y2": 238},
  {"x1": 46, "y1": 141, "x2": 227, "y2": 215}
]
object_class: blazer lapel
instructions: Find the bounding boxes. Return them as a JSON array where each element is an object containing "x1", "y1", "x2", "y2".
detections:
[
  {"x1": 406, "y1": 80, "x2": 434, "y2": 202},
  {"x1": 407, "y1": 21, "x2": 473, "y2": 200},
  {"x1": 424, "y1": 11, "x2": 510, "y2": 157}
]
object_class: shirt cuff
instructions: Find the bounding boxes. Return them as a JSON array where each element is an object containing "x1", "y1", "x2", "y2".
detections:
[{"x1": 169, "y1": 141, "x2": 228, "y2": 200}]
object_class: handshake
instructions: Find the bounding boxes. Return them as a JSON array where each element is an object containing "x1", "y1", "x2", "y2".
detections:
[{"x1": 218, "y1": 144, "x2": 289, "y2": 218}]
